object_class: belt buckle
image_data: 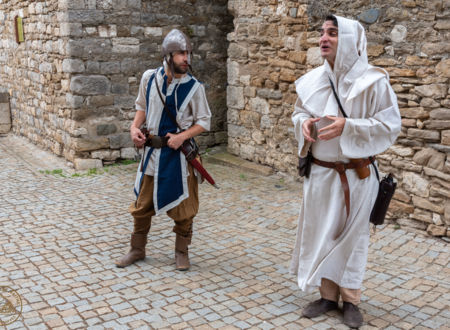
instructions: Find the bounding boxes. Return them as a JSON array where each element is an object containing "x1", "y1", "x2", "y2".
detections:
[{"x1": 151, "y1": 136, "x2": 163, "y2": 148}]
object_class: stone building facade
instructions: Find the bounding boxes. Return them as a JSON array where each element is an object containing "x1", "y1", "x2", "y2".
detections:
[
  {"x1": 1, "y1": 0, "x2": 449, "y2": 237},
  {"x1": 0, "y1": 0, "x2": 232, "y2": 169},
  {"x1": 226, "y1": 0, "x2": 449, "y2": 237}
]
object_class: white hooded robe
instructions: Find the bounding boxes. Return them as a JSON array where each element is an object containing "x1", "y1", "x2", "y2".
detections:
[{"x1": 290, "y1": 16, "x2": 401, "y2": 291}]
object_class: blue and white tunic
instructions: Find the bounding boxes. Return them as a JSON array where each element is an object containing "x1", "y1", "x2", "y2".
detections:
[{"x1": 133, "y1": 67, "x2": 211, "y2": 214}]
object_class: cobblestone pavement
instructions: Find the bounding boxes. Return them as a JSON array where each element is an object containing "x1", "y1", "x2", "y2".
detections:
[{"x1": 1, "y1": 134, "x2": 449, "y2": 330}]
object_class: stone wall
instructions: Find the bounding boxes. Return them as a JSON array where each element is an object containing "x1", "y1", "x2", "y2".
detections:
[
  {"x1": 227, "y1": 0, "x2": 450, "y2": 237},
  {"x1": 0, "y1": 93, "x2": 11, "y2": 133},
  {"x1": 0, "y1": 0, "x2": 232, "y2": 169},
  {"x1": 0, "y1": 0, "x2": 65, "y2": 152}
]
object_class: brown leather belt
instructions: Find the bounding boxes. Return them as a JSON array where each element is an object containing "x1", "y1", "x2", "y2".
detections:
[
  {"x1": 312, "y1": 157, "x2": 372, "y2": 239},
  {"x1": 144, "y1": 135, "x2": 169, "y2": 148}
]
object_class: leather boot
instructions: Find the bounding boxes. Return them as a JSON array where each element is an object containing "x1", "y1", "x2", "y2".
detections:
[
  {"x1": 343, "y1": 302, "x2": 363, "y2": 328},
  {"x1": 175, "y1": 234, "x2": 190, "y2": 271},
  {"x1": 302, "y1": 298, "x2": 338, "y2": 318},
  {"x1": 115, "y1": 234, "x2": 147, "y2": 268}
]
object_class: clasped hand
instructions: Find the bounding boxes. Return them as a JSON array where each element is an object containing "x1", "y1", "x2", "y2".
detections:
[
  {"x1": 131, "y1": 126, "x2": 146, "y2": 148},
  {"x1": 302, "y1": 115, "x2": 346, "y2": 142},
  {"x1": 165, "y1": 132, "x2": 185, "y2": 150}
]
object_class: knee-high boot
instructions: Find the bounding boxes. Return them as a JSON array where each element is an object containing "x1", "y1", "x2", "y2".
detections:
[
  {"x1": 175, "y1": 234, "x2": 191, "y2": 271},
  {"x1": 115, "y1": 233, "x2": 147, "y2": 268}
]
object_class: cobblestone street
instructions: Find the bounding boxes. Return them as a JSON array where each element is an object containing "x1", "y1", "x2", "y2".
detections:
[{"x1": 0, "y1": 134, "x2": 449, "y2": 330}]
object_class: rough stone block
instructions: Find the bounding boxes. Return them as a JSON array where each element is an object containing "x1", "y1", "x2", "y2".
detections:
[
  {"x1": 39, "y1": 62, "x2": 53, "y2": 73},
  {"x1": 387, "y1": 68, "x2": 416, "y2": 77},
  {"x1": 112, "y1": 37, "x2": 140, "y2": 54},
  {"x1": 121, "y1": 147, "x2": 138, "y2": 160},
  {"x1": 114, "y1": 96, "x2": 135, "y2": 108},
  {"x1": 87, "y1": 95, "x2": 114, "y2": 107},
  {"x1": 0, "y1": 93, "x2": 9, "y2": 103},
  {"x1": 228, "y1": 43, "x2": 248, "y2": 59},
  {"x1": 226, "y1": 86, "x2": 244, "y2": 109},
  {"x1": 435, "y1": 19, "x2": 450, "y2": 30},
  {"x1": 407, "y1": 128, "x2": 440, "y2": 141},
  {"x1": 71, "y1": 137, "x2": 110, "y2": 151},
  {"x1": 227, "y1": 60, "x2": 240, "y2": 85},
  {"x1": 121, "y1": 58, "x2": 141, "y2": 74},
  {"x1": 367, "y1": 45, "x2": 385, "y2": 57},
  {"x1": 98, "y1": 25, "x2": 117, "y2": 38},
  {"x1": 436, "y1": 59, "x2": 450, "y2": 77},
  {"x1": 249, "y1": 97, "x2": 269, "y2": 115},
  {"x1": 420, "y1": 98, "x2": 440, "y2": 108},
  {"x1": 109, "y1": 133, "x2": 133, "y2": 149},
  {"x1": 97, "y1": 124, "x2": 117, "y2": 136},
  {"x1": 430, "y1": 108, "x2": 450, "y2": 120},
  {"x1": 426, "y1": 224, "x2": 446, "y2": 236},
  {"x1": 60, "y1": 23, "x2": 83, "y2": 37},
  {"x1": 414, "y1": 84, "x2": 447, "y2": 98},
  {"x1": 421, "y1": 42, "x2": 450, "y2": 55},
  {"x1": 390, "y1": 25, "x2": 407, "y2": 43},
  {"x1": 144, "y1": 27, "x2": 162, "y2": 37},
  {"x1": 74, "y1": 158, "x2": 103, "y2": 170},
  {"x1": 389, "y1": 199, "x2": 414, "y2": 215},
  {"x1": 0, "y1": 103, "x2": 11, "y2": 133},
  {"x1": 358, "y1": 8, "x2": 380, "y2": 23},
  {"x1": 228, "y1": 124, "x2": 249, "y2": 139},
  {"x1": 0, "y1": 123, "x2": 11, "y2": 134},
  {"x1": 67, "y1": 10, "x2": 105, "y2": 24},
  {"x1": 288, "y1": 51, "x2": 306, "y2": 64},
  {"x1": 399, "y1": 107, "x2": 429, "y2": 119},
  {"x1": 390, "y1": 145, "x2": 414, "y2": 157},
  {"x1": 257, "y1": 88, "x2": 282, "y2": 100},
  {"x1": 402, "y1": 171, "x2": 430, "y2": 197},
  {"x1": 66, "y1": 93, "x2": 84, "y2": 108},
  {"x1": 70, "y1": 75, "x2": 110, "y2": 95},
  {"x1": 306, "y1": 47, "x2": 322, "y2": 66},
  {"x1": 111, "y1": 82, "x2": 129, "y2": 95},
  {"x1": 445, "y1": 201, "x2": 450, "y2": 225},
  {"x1": 86, "y1": 61, "x2": 100, "y2": 73},
  {"x1": 91, "y1": 150, "x2": 120, "y2": 160},
  {"x1": 412, "y1": 196, "x2": 444, "y2": 213},
  {"x1": 442, "y1": 130, "x2": 450, "y2": 145},
  {"x1": 100, "y1": 61, "x2": 120, "y2": 74},
  {"x1": 62, "y1": 59, "x2": 85, "y2": 73}
]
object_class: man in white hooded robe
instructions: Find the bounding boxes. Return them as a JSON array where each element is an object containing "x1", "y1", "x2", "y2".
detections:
[{"x1": 290, "y1": 15, "x2": 401, "y2": 328}]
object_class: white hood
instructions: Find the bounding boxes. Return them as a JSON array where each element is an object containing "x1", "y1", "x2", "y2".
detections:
[
  {"x1": 331, "y1": 16, "x2": 368, "y2": 77},
  {"x1": 295, "y1": 16, "x2": 388, "y2": 118}
]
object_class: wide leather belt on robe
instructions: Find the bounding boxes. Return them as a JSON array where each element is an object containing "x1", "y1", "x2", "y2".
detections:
[{"x1": 312, "y1": 157, "x2": 373, "y2": 239}]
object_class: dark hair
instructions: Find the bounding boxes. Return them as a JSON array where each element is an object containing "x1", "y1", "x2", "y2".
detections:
[{"x1": 325, "y1": 14, "x2": 338, "y2": 27}]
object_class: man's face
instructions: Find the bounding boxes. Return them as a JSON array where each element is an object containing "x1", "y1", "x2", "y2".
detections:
[
  {"x1": 319, "y1": 20, "x2": 338, "y2": 68},
  {"x1": 171, "y1": 50, "x2": 190, "y2": 75}
]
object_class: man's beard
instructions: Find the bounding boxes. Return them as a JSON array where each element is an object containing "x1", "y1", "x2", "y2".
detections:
[{"x1": 173, "y1": 62, "x2": 188, "y2": 74}]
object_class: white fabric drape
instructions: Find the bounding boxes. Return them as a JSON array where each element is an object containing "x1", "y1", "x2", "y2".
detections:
[{"x1": 290, "y1": 16, "x2": 401, "y2": 291}]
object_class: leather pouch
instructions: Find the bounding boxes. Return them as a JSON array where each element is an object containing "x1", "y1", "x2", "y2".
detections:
[
  {"x1": 298, "y1": 150, "x2": 313, "y2": 178},
  {"x1": 350, "y1": 158, "x2": 370, "y2": 179},
  {"x1": 370, "y1": 173, "x2": 396, "y2": 225}
]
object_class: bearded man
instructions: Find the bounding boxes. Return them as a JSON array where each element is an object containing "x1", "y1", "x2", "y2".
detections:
[
  {"x1": 116, "y1": 29, "x2": 211, "y2": 271},
  {"x1": 290, "y1": 15, "x2": 401, "y2": 328}
]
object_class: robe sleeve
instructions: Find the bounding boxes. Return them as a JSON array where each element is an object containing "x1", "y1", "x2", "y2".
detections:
[
  {"x1": 339, "y1": 78, "x2": 401, "y2": 158},
  {"x1": 135, "y1": 69, "x2": 157, "y2": 112},
  {"x1": 292, "y1": 97, "x2": 315, "y2": 157}
]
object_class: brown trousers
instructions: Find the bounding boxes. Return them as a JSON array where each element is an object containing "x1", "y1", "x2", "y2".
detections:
[
  {"x1": 129, "y1": 165, "x2": 199, "y2": 237},
  {"x1": 319, "y1": 278, "x2": 361, "y2": 305}
]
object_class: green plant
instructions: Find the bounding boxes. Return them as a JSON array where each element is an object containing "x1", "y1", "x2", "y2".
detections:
[
  {"x1": 40, "y1": 169, "x2": 65, "y2": 177},
  {"x1": 87, "y1": 168, "x2": 98, "y2": 175}
]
